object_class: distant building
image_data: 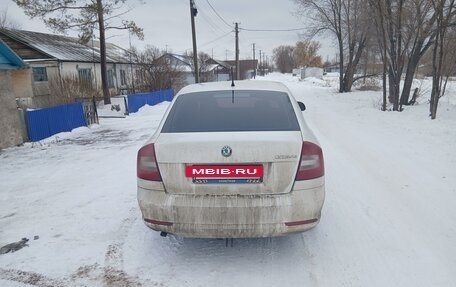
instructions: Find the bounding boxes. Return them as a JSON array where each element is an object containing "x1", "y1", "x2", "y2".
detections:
[
  {"x1": 160, "y1": 54, "x2": 196, "y2": 85},
  {"x1": 224, "y1": 59, "x2": 258, "y2": 80},
  {"x1": 159, "y1": 53, "x2": 233, "y2": 85}
]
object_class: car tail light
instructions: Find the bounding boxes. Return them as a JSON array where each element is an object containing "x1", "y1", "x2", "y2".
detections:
[
  {"x1": 137, "y1": 143, "x2": 162, "y2": 181},
  {"x1": 295, "y1": 141, "x2": 324, "y2": 180}
]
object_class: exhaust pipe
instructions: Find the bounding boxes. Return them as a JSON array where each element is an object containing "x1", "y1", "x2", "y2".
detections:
[
  {"x1": 160, "y1": 231, "x2": 168, "y2": 237},
  {"x1": 225, "y1": 238, "x2": 233, "y2": 247}
]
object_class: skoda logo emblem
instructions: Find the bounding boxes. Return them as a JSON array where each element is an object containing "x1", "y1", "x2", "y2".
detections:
[{"x1": 221, "y1": 146, "x2": 232, "y2": 157}]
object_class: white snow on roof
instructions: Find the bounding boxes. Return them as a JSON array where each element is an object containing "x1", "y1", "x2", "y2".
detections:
[{"x1": 2, "y1": 29, "x2": 129, "y2": 63}]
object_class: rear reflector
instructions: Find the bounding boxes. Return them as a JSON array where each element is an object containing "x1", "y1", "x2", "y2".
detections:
[
  {"x1": 295, "y1": 141, "x2": 324, "y2": 180},
  {"x1": 285, "y1": 218, "x2": 318, "y2": 226},
  {"x1": 144, "y1": 218, "x2": 173, "y2": 226},
  {"x1": 137, "y1": 143, "x2": 162, "y2": 181}
]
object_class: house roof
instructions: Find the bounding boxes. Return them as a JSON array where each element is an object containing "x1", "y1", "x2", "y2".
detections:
[
  {"x1": 207, "y1": 58, "x2": 232, "y2": 69},
  {"x1": 161, "y1": 53, "x2": 234, "y2": 73},
  {"x1": 163, "y1": 53, "x2": 192, "y2": 66},
  {"x1": 0, "y1": 39, "x2": 27, "y2": 70},
  {"x1": 0, "y1": 28, "x2": 129, "y2": 64}
]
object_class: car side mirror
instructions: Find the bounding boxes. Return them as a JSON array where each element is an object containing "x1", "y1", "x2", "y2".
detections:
[{"x1": 298, "y1": 101, "x2": 306, "y2": 111}]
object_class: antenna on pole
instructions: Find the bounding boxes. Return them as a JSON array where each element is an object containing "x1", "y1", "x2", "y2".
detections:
[
  {"x1": 234, "y1": 22, "x2": 240, "y2": 80},
  {"x1": 189, "y1": 0, "x2": 199, "y2": 83}
]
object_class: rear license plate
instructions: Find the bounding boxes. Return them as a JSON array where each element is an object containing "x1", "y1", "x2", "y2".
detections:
[
  {"x1": 186, "y1": 165, "x2": 263, "y2": 184},
  {"x1": 192, "y1": 178, "x2": 263, "y2": 184}
]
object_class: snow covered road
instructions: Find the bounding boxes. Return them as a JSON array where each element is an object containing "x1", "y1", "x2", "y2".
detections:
[{"x1": 1, "y1": 75, "x2": 455, "y2": 287}]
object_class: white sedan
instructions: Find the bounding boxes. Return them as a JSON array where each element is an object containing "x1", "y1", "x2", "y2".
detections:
[{"x1": 137, "y1": 80, "x2": 325, "y2": 238}]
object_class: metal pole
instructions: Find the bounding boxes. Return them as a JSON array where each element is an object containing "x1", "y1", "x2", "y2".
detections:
[
  {"x1": 235, "y1": 22, "x2": 240, "y2": 80},
  {"x1": 190, "y1": 0, "x2": 199, "y2": 83},
  {"x1": 253, "y1": 43, "x2": 256, "y2": 79},
  {"x1": 259, "y1": 50, "x2": 261, "y2": 76},
  {"x1": 128, "y1": 30, "x2": 135, "y2": 94}
]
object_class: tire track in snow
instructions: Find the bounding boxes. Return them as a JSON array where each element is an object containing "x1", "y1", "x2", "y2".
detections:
[
  {"x1": 99, "y1": 206, "x2": 145, "y2": 286},
  {"x1": 0, "y1": 208, "x2": 148, "y2": 287},
  {"x1": 0, "y1": 268, "x2": 66, "y2": 287}
]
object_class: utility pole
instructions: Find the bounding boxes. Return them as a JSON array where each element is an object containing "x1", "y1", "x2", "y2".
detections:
[
  {"x1": 264, "y1": 54, "x2": 267, "y2": 74},
  {"x1": 263, "y1": 53, "x2": 266, "y2": 75},
  {"x1": 189, "y1": 0, "x2": 199, "y2": 83},
  {"x1": 128, "y1": 30, "x2": 135, "y2": 94},
  {"x1": 252, "y1": 43, "x2": 256, "y2": 79},
  {"x1": 259, "y1": 50, "x2": 261, "y2": 76},
  {"x1": 235, "y1": 22, "x2": 240, "y2": 80}
]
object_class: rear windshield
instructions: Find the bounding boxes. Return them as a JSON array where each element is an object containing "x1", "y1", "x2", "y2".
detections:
[{"x1": 161, "y1": 90, "x2": 300, "y2": 133}]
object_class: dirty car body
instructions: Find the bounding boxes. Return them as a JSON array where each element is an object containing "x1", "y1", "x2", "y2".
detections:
[{"x1": 137, "y1": 80, "x2": 325, "y2": 238}]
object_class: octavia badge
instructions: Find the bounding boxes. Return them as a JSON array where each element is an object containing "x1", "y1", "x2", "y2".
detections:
[{"x1": 221, "y1": 146, "x2": 232, "y2": 157}]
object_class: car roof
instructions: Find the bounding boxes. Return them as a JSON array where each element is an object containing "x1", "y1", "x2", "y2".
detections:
[{"x1": 177, "y1": 80, "x2": 292, "y2": 96}]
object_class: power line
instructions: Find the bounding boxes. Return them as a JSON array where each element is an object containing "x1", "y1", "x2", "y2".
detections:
[
  {"x1": 204, "y1": 0, "x2": 233, "y2": 29},
  {"x1": 240, "y1": 27, "x2": 306, "y2": 32},
  {"x1": 174, "y1": 31, "x2": 233, "y2": 55},
  {"x1": 195, "y1": 2, "x2": 228, "y2": 34},
  {"x1": 199, "y1": 31, "x2": 233, "y2": 48}
]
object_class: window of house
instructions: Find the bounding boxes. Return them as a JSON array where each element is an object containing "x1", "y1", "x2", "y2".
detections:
[
  {"x1": 120, "y1": 69, "x2": 127, "y2": 86},
  {"x1": 107, "y1": 69, "x2": 115, "y2": 88},
  {"x1": 78, "y1": 68, "x2": 92, "y2": 82},
  {"x1": 32, "y1": 67, "x2": 48, "y2": 82}
]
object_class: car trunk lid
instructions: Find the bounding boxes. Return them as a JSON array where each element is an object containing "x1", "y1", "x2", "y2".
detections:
[{"x1": 154, "y1": 131, "x2": 302, "y2": 195}]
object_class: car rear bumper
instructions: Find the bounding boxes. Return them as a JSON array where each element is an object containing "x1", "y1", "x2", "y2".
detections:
[{"x1": 137, "y1": 182, "x2": 325, "y2": 238}]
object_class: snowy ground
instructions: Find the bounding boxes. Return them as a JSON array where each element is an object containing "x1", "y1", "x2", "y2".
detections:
[{"x1": 1, "y1": 74, "x2": 455, "y2": 287}]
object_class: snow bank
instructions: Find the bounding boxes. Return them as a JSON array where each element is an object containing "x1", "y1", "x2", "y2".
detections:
[{"x1": 129, "y1": 101, "x2": 170, "y2": 117}]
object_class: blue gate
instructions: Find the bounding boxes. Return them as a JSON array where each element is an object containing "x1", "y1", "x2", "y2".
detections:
[
  {"x1": 26, "y1": 102, "x2": 87, "y2": 142},
  {"x1": 127, "y1": 89, "x2": 174, "y2": 113}
]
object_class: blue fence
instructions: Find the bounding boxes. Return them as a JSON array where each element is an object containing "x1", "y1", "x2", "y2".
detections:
[
  {"x1": 26, "y1": 102, "x2": 87, "y2": 142},
  {"x1": 127, "y1": 89, "x2": 174, "y2": 113}
]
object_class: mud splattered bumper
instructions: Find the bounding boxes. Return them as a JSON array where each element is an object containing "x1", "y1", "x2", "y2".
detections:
[{"x1": 137, "y1": 181, "x2": 325, "y2": 238}]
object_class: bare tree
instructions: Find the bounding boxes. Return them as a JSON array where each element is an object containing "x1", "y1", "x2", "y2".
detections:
[
  {"x1": 0, "y1": 8, "x2": 22, "y2": 29},
  {"x1": 14, "y1": 0, "x2": 144, "y2": 105},
  {"x1": 293, "y1": 0, "x2": 371, "y2": 92},
  {"x1": 293, "y1": 40, "x2": 322, "y2": 67},
  {"x1": 48, "y1": 74, "x2": 102, "y2": 105},
  {"x1": 429, "y1": 0, "x2": 456, "y2": 119},
  {"x1": 198, "y1": 52, "x2": 215, "y2": 83},
  {"x1": 370, "y1": 0, "x2": 440, "y2": 111},
  {"x1": 273, "y1": 45, "x2": 294, "y2": 73},
  {"x1": 293, "y1": 0, "x2": 344, "y2": 90},
  {"x1": 369, "y1": 0, "x2": 388, "y2": 111},
  {"x1": 399, "y1": 0, "x2": 437, "y2": 106},
  {"x1": 186, "y1": 51, "x2": 213, "y2": 83},
  {"x1": 131, "y1": 46, "x2": 185, "y2": 93},
  {"x1": 371, "y1": 0, "x2": 407, "y2": 111},
  {"x1": 341, "y1": 0, "x2": 371, "y2": 91}
]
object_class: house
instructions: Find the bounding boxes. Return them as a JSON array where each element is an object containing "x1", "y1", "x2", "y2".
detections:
[
  {"x1": 0, "y1": 28, "x2": 134, "y2": 108},
  {"x1": 161, "y1": 53, "x2": 196, "y2": 85},
  {"x1": 224, "y1": 59, "x2": 258, "y2": 80},
  {"x1": 206, "y1": 58, "x2": 232, "y2": 81},
  {"x1": 0, "y1": 39, "x2": 30, "y2": 149},
  {"x1": 160, "y1": 53, "x2": 233, "y2": 85}
]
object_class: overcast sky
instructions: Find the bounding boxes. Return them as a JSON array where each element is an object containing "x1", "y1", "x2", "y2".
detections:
[{"x1": 2, "y1": 0, "x2": 336, "y2": 62}]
